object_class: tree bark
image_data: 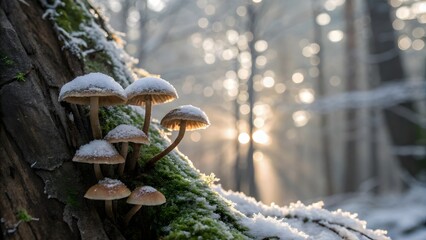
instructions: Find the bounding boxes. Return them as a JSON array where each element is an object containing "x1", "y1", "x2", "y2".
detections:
[
  {"x1": 366, "y1": 0, "x2": 419, "y2": 177},
  {"x1": 0, "y1": 0, "x2": 123, "y2": 239}
]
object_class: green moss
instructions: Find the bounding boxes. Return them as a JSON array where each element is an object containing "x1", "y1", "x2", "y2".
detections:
[
  {"x1": 84, "y1": 51, "x2": 115, "y2": 76},
  {"x1": 0, "y1": 54, "x2": 14, "y2": 66},
  {"x1": 15, "y1": 72, "x2": 25, "y2": 82},
  {"x1": 55, "y1": 0, "x2": 87, "y2": 33},
  {"x1": 16, "y1": 209, "x2": 34, "y2": 222}
]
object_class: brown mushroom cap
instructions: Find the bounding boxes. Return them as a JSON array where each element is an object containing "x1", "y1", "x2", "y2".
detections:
[
  {"x1": 59, "y1": 72, "x2": 126, "y2": 106},
  {"x1": 84, "y1": 178, "x2": 131, "y2": 200},
  {"x1": 127, "y1": 186, "x2": 166, "y2": 206},
  {"x1": 125, "y1": 77, "x2": 178, "y2": 106},
  {"x1": 104, "y1": 124, "x2": 150, "y2": 144},
  {"x1": 72, "y1": 140, "x2": 125, "y2": 164},
  {"x1": 161, "y1": 105, "x2": 210, "y2": 131}
]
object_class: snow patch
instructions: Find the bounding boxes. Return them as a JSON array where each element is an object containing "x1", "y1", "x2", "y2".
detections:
[
  {"x1": 99, "y1": 178, "x2": 123, "y2": 188},
  {"x1": 59, "y1": 72, "x2": 125, "y2": 100},
  {"x1": 125, "y1": 77, "x2": 178, "y2": 97},
  {"x1": 104, "y1": 124, "x2": 147, "y2": 140},
  {"x1": 75, "y1": 140, "x2": 118, "y2": 157}
]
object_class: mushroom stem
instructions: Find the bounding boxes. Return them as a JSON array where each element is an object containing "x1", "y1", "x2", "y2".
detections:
[
  {"x1": 142, "y1": 98, "x2": 152, "y2": 134},
  {"x1": 90, "y1": 97, "x2": 102, "y2": 139},
  {"x1": 146, "y1": 121, "x2": 187, "y2": 168},
  {"x1": 118, "y1": 142, "x2": 129, "y2": 176},
  {"x1": 127, "y1": 98, "x2": 152, "y2": 174},
  {"x1": 127, "y1": 143, "x2": 141, "y2": 173},
  {"x1": 124, "y1": 204, "x2": 142, "y2": 226},
  {"x1": 105, "y1": 200, "x2": 114, "y2": 221},
  {"x1": 94, "y1": 164, "x2": 103, "y2": 180}
]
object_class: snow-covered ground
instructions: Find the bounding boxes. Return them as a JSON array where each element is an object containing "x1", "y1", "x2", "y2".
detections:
[
  {"x1": 327, "y1": 186, "x2": 426, "y2": 240},
  {"x1": 214, "y1": 185, "x2": 390, "y2": 239}
]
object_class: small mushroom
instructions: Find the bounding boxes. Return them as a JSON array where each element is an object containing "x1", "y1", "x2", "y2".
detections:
[
  {"x1": 84, "y1": 178, "x2": 131, "y2": 220},
  {"x1": 59, "y1": 72, "x2": 126, "y2": 139},
  {"x1": 104, "y1": 124, "x2": 150, "y2": 176},
  {"x1": 124, "y1": 186, "x2": 166, "y2": 226},
  {"x1": 146, "y1": 105, "x2": 210, "y2": 168},
  {"x1": 73, "y1": 140, "x2": 124, "y2": 180},
  {"x1": 125, "y1": 77, "x2": 178, "y2": 171}
]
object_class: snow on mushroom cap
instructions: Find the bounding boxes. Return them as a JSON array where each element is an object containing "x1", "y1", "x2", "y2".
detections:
[
  {"x1": 125, "y1": 77, "x2": 178, "y2": 105},
  {"x1": 75, "y1": 140, "x2": 118, "y2": 157},
  {"x1": 127, "y1": 186, "x2": 166, "y2": 205},
  {"x1": 84, "y1": 178, "x2": 131, "y2": 200},
  {"x1": 73, "y1": 140, "x2": 124, "y2": 164},
  {"x1": 104, "y1": 124, "x2": 149, "y2": 144},
  {"x1": 59, "y1": 72, "x2": 126, "y2": 106},
  {"x1": 161, "y1": 105, "x2": 210, "y2": 131}
]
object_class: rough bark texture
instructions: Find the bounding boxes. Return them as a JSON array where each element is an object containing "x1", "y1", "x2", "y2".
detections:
[{"x1": 0, "y1": 0, "x2": 122, "y2": 239}]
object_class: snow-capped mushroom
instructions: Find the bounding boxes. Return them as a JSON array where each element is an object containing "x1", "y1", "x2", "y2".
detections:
[
  {"x1": 73, "y1": 140, "x2": 124, "y2": 180},
  {"x1": 104, "y1": 124, "x2": 150, "y2": 176},
  {"x1": 84, "y1": 178, "x2": 131, "y2": 220},
  {"x1": 125, "y1": 77, "x2": 178, "y2": 134},
  {"x1": 146, "y1": 105, "x2": 210, "y2": 168},
  {"x1": 125, "y1": 77, "x2": 178, "y2": 172},
  {"x1": 124, "y1": 186, "x2": 166, "y2": 225},
  {"x1": 59, "y1": 72, "x2": 126, "y2": 139}
]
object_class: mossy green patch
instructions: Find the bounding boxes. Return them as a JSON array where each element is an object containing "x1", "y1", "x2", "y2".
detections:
[
  {"x1": 16, "y1": 209, "x2": 34, "y2": 222},
  {"x1": 15, "y1": 72, "x2": 25, "y2": 82},
  {"x1": 55, "y1": 0, "x2": 87, "y2": 33}
]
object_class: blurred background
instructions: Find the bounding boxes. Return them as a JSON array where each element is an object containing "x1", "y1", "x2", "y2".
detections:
[{"x1": 93, "y1": 0, "x2": 426, "y2": 238}]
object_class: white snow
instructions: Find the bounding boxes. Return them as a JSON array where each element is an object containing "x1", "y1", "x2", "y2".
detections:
[
  {"x1": 99, "y1": 178, "x2": 123, "y2": 188},
  {"x1": 241, "y1": 213, "x2": 309, "y2": 239},
  {"x1": 332, "y1": 186, "x2": 426, "y2": 240},
  {"x1": 59, "y1": 72, "x2": 126, "y2": 100},
  {"x1": 75, "y1": 140, "x2": 118, "y2": 157},
  {"x1": 173, "y1": 105, "x2": 210, "y2": 122},
  {"x1": 104, "y1": 124, "x2": 147, "y2": 140},
  {"x1": 138, "y1": 186, "x2": 158, "y2": 194},
  {"x1": 125, "y1": 77, "x2": 178, "y2": 97},
  {"x1": 213, "y1": 185, "x2": 390, "y2": 240}
]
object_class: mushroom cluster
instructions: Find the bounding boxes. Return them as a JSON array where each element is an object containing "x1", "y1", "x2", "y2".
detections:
[{"x1": 59, "y1": 72, "x2": 210, "y2": 225}]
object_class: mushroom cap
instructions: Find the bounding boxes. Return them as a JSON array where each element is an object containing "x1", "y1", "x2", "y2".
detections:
[
  {"x1": 125, "y1": 77, "x2": 178, "y2": 106},
  {"x1": 73, "y1": 140, "x2": 124, "y2": 164},
  {"x1": 84, "y1": 178, "x2": 131, "y2": 200},
  {"x1": 59, "y1": 72, "x2": 126, "y2": 106},
  {"x1": 127, "y1": 186, "x2": 166, "y2": 206},
  {"x1": 104, "y1": 124, "x2": 150, "y2": 144},
  {"x1": 161, "y1": 105, "x2": 210, "y2": 131}
]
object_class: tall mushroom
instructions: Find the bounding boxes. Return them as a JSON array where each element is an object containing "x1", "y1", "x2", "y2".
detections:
[
  {"x1": 73, "y1": 140, "x2": 124, "y2": 180},
  {"x1": 84, "y1": 178, "x2": 131, "y2": 220},
  {"x1": 125, "y1": 77, "x2": 178, "y2": 171},
  {"x1": 59, "y1": 72, "x2": 126, "y2": 139},
  {"x1": 146, "y1": 105, "x2": 210, "y2": 168},
  {"x1": 124, "y1": 186, "x2": 166, "y2": 226},
  {"x1": 104, "y1": 124, "x2": 150, "y2": 176}
]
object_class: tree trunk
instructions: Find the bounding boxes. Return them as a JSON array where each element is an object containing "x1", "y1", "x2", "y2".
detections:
[
  {"x1": 0, "y1": 0, "x2": 123, "y2": 239},
  {"x1": 343, "y1": 0, "x2": 359, "y2": 192},
  {"x1": 366, "y1": 0, "x2": 419, "y2": 177},
  {"x1": 311, "y1": 1, "x2": 333, "y2": 195}
]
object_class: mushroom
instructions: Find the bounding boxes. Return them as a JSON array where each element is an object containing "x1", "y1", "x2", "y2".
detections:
[
  {"x1": 124, "y1": 186, "x2": 166, "y2": 226},
  {"x1": 146, "y1": 105, "x2": 210, "y2": 168},
  {"x1": 104, "y1": 124, "x2": 150, "y2": 176},
  {"x1": 73, "y1": 140, "x2": 124, "y2": 180},
  {"x1": 125, "y1": 77, "x2": 178, "y2": 171},
  {"x1": 59, "y1": 72, "x2": 126, "y2": 139},
  {"x1": 84, "y1": 178, "x2": 131, "y2": 220}
]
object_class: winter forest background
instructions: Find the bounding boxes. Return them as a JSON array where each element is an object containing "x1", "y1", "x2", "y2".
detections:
[{"x1": 92, "y1": 0, "x2": 426, "y2": 238}]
